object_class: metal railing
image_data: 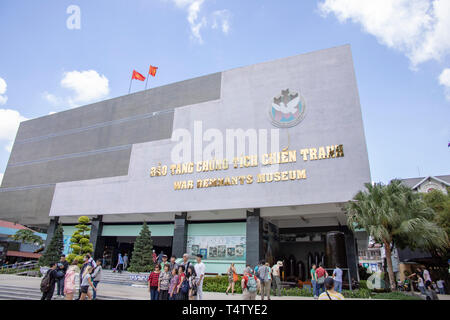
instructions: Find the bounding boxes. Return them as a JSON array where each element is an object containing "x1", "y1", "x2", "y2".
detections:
[{"x1": 1, "y1": 261, "x2": 39, "y2": 272}]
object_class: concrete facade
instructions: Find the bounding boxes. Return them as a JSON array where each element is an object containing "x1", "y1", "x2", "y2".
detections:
[
  {"x1": 1, "y1": 45, "x2": 370, "y2": 277},
  {"x1": 0, "y1": 73, "x2": 221, "y2": 225}
]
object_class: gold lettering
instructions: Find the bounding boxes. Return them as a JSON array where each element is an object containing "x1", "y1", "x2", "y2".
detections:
[
  {"x1": 309, "y1": 148, "x2": 318, "y2": 160},
  {"x1": 300, "y1": 149, "x2": 309, "y2": 161},
  {"x1": 318, "y1": 147, "x2": 326, "y2": 160},
  {"x1": 336, "y1": 144, "x2": 344, "y2": 157}
]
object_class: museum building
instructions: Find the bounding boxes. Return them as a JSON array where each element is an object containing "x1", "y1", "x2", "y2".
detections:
[{"x1": 0, "y1": 45, "x2": 371, "y2": 281}]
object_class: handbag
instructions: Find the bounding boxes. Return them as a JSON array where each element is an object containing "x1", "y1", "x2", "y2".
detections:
[
  {"x1": 233, "y1": 272, "x2": 239, "y2": 283},
  {"x1": 180, "y1": 278, "x2": 189, "y2": 294}
]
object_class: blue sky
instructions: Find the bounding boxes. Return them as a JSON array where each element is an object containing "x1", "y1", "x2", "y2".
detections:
[{"x1": 0, "y1": 0, "x2": 449, "y2": 184}]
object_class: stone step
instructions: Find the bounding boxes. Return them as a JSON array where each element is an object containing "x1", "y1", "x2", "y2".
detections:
[{"x1": 0, "y1": 284, "x2": 131, "y2": 300}]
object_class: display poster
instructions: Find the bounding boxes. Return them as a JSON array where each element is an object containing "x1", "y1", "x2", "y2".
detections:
[{"x1": 187, "y1": 236, "x2": 246, "y2": 261}]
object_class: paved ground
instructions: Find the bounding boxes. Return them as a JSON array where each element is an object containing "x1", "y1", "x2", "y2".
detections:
[{"x1": 1, "y1": 274, "x2": 449, "y2": 300}]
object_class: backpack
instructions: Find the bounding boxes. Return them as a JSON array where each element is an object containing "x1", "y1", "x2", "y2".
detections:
[
  {"x1": 40, "y1": 270, "x2": 52, "y2": 292},
  {"x1": 246, "y1": 276, "x2": 257, "y2": 293}
]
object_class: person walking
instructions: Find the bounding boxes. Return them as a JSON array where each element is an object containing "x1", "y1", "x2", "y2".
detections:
[
  {"x1": 241, "y1": 267, "x2": 260, "y2": 300},
  {"x1": 116, "y1": 253, "x2": 124, "y2": 274},
  {"x1": 64, "y1": 260, "x2": 80, "y2": 300},
  {"x1": 152, "y1": 250, "x2": 157, "y2": 264},
  {"x1": 80, "y1": 266, "x2": 97, "y2": 300},
  {"x1": 86, "y1": 253, "x2": 96, "y2": 268},
  {"x1": 187, "y1": 265, "x2": 198, "y2": 300},
  {"x1": 55, "y1": 255, "x2": 68, "y2": 298},
  {"x1": 436, "y1": 279, "x2": 445, "y2": 295},
  {"x1": 258, "y1": 262, "x2": 271, "y2": 300},
  {"x1": 176, "y1": 265, "x2": 189, "y2": 300},
  {"x1": 318, "y1": 277, "x2": 345, "y2": 300},
  {"x1": 148, "y1": 264, "x2": 161, "y2": 300},
  {"x1": 332, "y1": 264, "x2": 343, "y2": 293},
  {"x1": 272, "y1": 261, "x2": 282, "y2": 297},
  {"x1": 254, "y1": 260, "x2": 264, "y2": 296},
  {"x1": 315, "y1": 263, "x2": 328, "y2": 296},
  {"x1": 40, "y1": 262, "x2": 58, "y2": 300},
  {"x1": 77, "y1": 255, "x2": 91, "y2": 300},
  {"x1": 123, "y1": 253, "x2": 129, "y2": 271},
  {"x1": 310, "y1": 263, "x2": 318, "y2": 298},
  {"x1": 168, "y1": 267, "x2": 179, "y2": 300},
  {"x1": 226, "y1": 263, "x2": 238, "y2": 295},
  {"x1": 157, "y1": 251, "x2": 164, "y2": 264},
  {"x1": 417, "y1": 276, "x2": 426, "y2": 294},
  {"x1": 194, "y1": 254, "x2": 205, "y2": 300},
  {"x1": 423, "y1": 267, "x2": 432, "y2": 288},
  {"x1": 91, "y1": 259, "x2": 103, "y2": 300}
]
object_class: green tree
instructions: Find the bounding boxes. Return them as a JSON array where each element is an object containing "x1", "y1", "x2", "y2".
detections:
[
  {"x1": 128, "y1": 222, "x2": 154, "y2": 272},
  {"x1": 11, "y1": 229, "x2": 43, "y2": 246},
  {"x1": 38, "y1": 223, "x2": 64, "y2": 266},
  {"x1": 66, "y1": 216, "x2": 93, "y2": 267},
  {"x1": 422, "y1": 188, "x2": 450, "y2": 257},
  {"x1": 346, "y1": 180, "x2": 449, "y2": 291}
]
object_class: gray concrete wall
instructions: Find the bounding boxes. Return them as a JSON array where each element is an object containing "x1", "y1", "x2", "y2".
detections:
[
  {"x1": 0, "y1": 73, "x2": 222, "y2": 226},
  {"x1": 48, "y1": 45, "x2": 371, "y2": 217}
]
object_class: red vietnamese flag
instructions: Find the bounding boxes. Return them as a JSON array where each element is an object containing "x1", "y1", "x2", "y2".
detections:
[
  {"x1": 149, "y1": 65, "x2": 158, "y2": 77},
  {"x1": 132, "y1": 70, "x2": 146, "y2": 81}
]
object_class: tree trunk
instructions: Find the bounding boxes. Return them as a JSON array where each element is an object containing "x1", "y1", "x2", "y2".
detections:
[{"x1": 383, "y1": 240, "x2": 397, "y2": 291}]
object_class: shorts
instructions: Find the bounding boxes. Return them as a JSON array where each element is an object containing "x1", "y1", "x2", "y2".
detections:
[{"x1": 80, "y1": 286, "x2": 89, "y2": 294}]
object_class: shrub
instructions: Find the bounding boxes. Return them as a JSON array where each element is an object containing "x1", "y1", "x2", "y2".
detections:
[
  {"x1": 371, "y1": 292, "x2": 422, "y2": 300},
  {"x1": 203, "y1": 275, "x2": 243, "y2": 294},
  {"x1": 342, "y1": 288, "x2": 371, "y2": 299},
  {"x1": 359, "y1": 280, "x2": 368, "y2": 290}
]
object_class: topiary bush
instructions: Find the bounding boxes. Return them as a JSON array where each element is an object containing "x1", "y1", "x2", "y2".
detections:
[{"x1": 65, "y1": 216, "x2": 93, "y2": 268}]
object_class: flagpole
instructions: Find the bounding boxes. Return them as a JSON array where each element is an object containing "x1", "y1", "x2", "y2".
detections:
[
  {"x1": 145, "y1": 74, "x2": 149, "y2": 90},
  {"x1": 128, "y1": 75, "x2": 133, "y2": 94}
]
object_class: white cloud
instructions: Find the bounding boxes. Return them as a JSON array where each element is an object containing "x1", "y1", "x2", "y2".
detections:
[
  {"x1": 0, "y1": 108, "x2": 28, "y2": 152},
  {"x1": 0, "y1": 77, "x2": 8, "y2": 105},
  {"x1": 61, "y1": 70, "x2": 110, "y2": 106},
  {"x1": 43, "y1": 70, "x2": 110, "y2": 109},
  {"x1": 212, "y1": 10, "x2": 231, "y2": 34},
  {"x1": 439, "y1": 68, "x2": 450, "y2": 101},
  {"x1": 168, "y1": 0, "x2": 231, "y2": 43},
  {"x1": 42, "y1": 91, "x2": 63, "y2": 106},
  {"x1": 318, "y1": 0, "x2": 450, "y2": 67}
]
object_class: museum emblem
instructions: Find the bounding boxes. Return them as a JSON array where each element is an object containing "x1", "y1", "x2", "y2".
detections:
[{"x1": 269, "y1": 89, "x2": 306, "y2": 128}]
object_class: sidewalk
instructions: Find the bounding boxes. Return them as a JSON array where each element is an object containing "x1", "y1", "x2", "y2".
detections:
[{"x1": 1, "y1": 274, "x2": 449, "y2": 300}]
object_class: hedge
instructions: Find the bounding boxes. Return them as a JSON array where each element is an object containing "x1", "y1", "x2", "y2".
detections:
[
  {"x1": 371, "y1": 292, "x2": 422, "y2": 300},
  {"x1": 203, "y1": 276, "x2": 372, "y2": 299}
]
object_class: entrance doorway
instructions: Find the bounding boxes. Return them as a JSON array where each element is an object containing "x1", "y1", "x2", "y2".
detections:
[{"x1": 101, "y1": 236, "x2": 173, "y2": 269}]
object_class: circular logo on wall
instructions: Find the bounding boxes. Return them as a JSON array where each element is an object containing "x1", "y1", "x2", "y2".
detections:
[{"x1": 269, "y1": 89, "x2": 306, "y2": 128}]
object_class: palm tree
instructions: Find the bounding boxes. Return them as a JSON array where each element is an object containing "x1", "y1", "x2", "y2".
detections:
[
  {"x1": 11, "y1": 229, "x2": 44, "y2": 246},
  {"x1": 346, "y1": 179, "x2": 449, "y2": 291}
]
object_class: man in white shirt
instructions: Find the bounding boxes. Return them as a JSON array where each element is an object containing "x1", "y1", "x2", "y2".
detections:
[
  {"x1": 423, "y1": 268, "x2": 432, "y2": 288},
  {"x1": 194, "y1": 254, "x2": 206, "y2": 300}
]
